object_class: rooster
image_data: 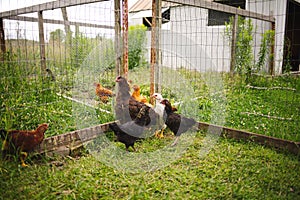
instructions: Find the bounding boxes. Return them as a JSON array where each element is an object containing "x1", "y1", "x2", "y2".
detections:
[
  {"x1": 109, "y1": 105, "x2": 150, "y2": 151},
  {"x1": 94, "y1": 83, "x2": 113, "y2": 103},
  {"x1": 0, "y1": 123, "x2": 49, "y2": 167},
  {"x1": 131, "y1": 84, "x2": 148, "y2": 104},
  {"x1": 115, "y1": 76, "x2": 158, "y2": 127},
  {"x1": 160, "y1": 99, "x2": 196, "y2": 146}
]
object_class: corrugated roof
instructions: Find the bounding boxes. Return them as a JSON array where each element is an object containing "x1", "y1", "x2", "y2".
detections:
[{"x1": 129, "y1": 0, "x2": 176, "y2": 12}]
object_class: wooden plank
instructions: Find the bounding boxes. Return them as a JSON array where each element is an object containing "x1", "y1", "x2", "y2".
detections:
[
  {"x1": 6, "y1": 16, "x2": 114, "y2": 29},
  {"x1": 34, "y1": 120, "x2": 300, "y2": 156},
  {"x1": 0, "y1": 18, "x2": 6, "y2": 61},
  {"x1": 37, "y1": 11, "x2": 47, "y2": 73},
  {"x1": 197, "y1": 122, "x2": 300, "y2": 155},
  {"x1": 34, "y1": 122, "x2": 112, "y2": 155},
  {"x1": 0, "y1": 0, "x2": 109, "y2": 18},
  {"x1": 165, "y1": 0, "x2": 275, "y2": 23}
]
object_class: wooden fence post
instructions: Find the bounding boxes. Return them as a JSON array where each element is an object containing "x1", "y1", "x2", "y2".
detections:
[
  {"x1": 61, "y1": 7, "x2": 72, "y2": 48},
  {"x1": 0, "y1": 18, "x2": 6, "y2": 61},
  {"x1": 230, "y1": 14, "x2": 238, "y2": 73},
  {"x1": 38, "y1": 11, "x2": 46, "y2": 74},
  {"x1": 269, "y1": 21, "x2": 275, "y2": 75}
]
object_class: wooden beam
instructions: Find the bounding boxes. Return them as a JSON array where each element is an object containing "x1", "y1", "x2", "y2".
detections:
[
  {"x1": 34, "y1": 120, "x2": 300, "y2": 156},
  {"x1": 34, "y1": 122, "x2": 112, "y2": 155},
  {"x1": 165, "y1": 0, "x2": 275, "y2": 23},
  {"x1": 197, "y1": 121, "x2": 300, "y2": 155},
  {"x1": 37, "y1": 11, "x2": 47, "y2": 73},
  {"x1": 0, "y1": 0, "x2": 109, "y2": 18},
  {"x1": 6, "y1": 15, "x2": 114, "y2": 29}
]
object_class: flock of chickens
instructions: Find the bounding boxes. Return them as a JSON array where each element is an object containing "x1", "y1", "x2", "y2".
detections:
[
  {"x1": 0, "y1": 75, "x2": 197, "y2": 167},
  {"x1": 107, "y1": 76, "x2": 197, "y2": 151}
]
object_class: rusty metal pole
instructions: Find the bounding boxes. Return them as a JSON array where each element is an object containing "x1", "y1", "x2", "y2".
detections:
[
  {"x1": 150, "y1": 0, "x2": 157, "y2": 104},
  {"x1": 114, "y1": 0, "x2": 121, "y2": 75},
  {"x1": 0, "y1": 18, "x2": 6, "y2": 62},
  {"x1": 155, "y1": 0, "x2": 162, "y2": 93},
  {"x1": 38, "y1": 11, "x2": 47, "y2": 74},
  {"x1": 122, "y1": 0, "x2": 128, "y2": 78}
]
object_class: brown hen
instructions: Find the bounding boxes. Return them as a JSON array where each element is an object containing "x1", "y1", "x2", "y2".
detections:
[
  {"x1": 115, "y1": 76, "x2": 159, "y2": 131},
  {"x1": 131, "y1": 84, "x2": 148, "y2": 104},
  {"x1": 1, "y1": 123, "x2": 48, "y2": 167},
  {"x1": 94, "y1": 83, "x2": 113, "y2": 103}
]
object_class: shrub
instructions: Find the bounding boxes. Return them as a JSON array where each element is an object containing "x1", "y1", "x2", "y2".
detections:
[{"x1": 128, "y1": 24, "x2": 147, "y2": 70}]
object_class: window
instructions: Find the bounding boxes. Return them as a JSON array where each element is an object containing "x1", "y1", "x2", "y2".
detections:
[
  {"x1": 142, "y1": 8, "x2": 170, "y2": 29},
  {"x1": 208, "y1": 0, "x2": 245, "y2": 26}
]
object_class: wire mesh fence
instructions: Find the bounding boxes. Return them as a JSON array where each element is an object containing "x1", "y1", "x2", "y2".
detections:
[
  {"x1": 0, "y1": 0, "x2": 299, "y2": 144},
  {"x1": 0, "y1": 0, "x2": 116, "y2": 137}
]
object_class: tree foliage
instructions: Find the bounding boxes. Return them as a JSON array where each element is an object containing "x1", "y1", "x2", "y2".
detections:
[{"x1": 49, "y1": 29, "x2": 65, "y2": 43}]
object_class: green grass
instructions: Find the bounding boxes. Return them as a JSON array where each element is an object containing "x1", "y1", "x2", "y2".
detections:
[
  {"x1": 0, "y1": 132, "x2": 299, "y2": 199},
  {"x1": 0, "y1": 55, "x2": 299, "y2": 199}
]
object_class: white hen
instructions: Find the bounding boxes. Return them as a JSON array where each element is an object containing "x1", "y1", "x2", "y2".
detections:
[{"x1": 151, "y1": 93, "x2": 167, "y2": 138}]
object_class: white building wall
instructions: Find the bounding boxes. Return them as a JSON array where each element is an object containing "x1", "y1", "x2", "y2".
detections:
[
  {"x1": 168, "y1": 6, "x2": 230, "y2": 72},
  {"x1": 248, "y1": 0, "x2": 287, "y2": 74},
  {"x1": 130, "y1": 0, "x2": 288, "y2": 74}
]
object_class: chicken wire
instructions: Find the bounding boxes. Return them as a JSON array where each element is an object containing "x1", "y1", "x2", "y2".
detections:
[
  {"x1": 0, "y1": 0, "x2": 299, "y2": 149},
  {"x1": 0, "y1": 0, "x2": 116, "y2": 136},
  {"x1": 147, "y1": 0, "x2": 298, "y2": 141}
]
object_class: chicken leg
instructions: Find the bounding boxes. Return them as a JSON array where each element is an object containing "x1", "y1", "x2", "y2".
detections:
[
  {"x1": 171, "y1": 136, "x2": 180, "y2": 146},
  {"x1": 20, "y1": 152, "x2": 28, "y2": 167}
]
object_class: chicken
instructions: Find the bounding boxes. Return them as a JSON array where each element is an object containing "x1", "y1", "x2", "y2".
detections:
[
  {"x1": 115, "y1": 76, "x2": 159, "y2": 127},
  {"x1": 131, "y1": 84, "x2": 148, "y2": 104},
  {"x1": 151, "y1": 93, "x2": 166, "y2": 138},
  {"x1": 160, "y1": 99, "x2": 197, "y2": 146},
  {"x1": 151, "y1": 93, "x2": 179, "y2": 138},
  {"x1": 0, "y1": 123, "x2": 48, "y2": 167},
  {"x1": 94, "y1": 83, "x2": 113, "y2": 103},
  {"x1": 109, "y1": 105, "x2": 150, "y2": 151}
]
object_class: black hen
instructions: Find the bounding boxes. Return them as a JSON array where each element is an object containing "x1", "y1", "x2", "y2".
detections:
[
  {"x1": 160, "y1": 99, "x2": 197, "y2": 146},
  {"x1": 115, "y1": 76, "x2": 158, "y2": 127},
  {"x1": 109, "y1": 105, "x2": 150, "y2": 151}
]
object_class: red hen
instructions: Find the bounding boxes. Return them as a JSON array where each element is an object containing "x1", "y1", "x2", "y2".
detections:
[{"x1": 1, "y1": 123, "x2": 49, "y2": 167}]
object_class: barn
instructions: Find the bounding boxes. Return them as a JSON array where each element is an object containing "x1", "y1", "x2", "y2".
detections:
[{"x1": 129, "y1": 0, "x2": 300, "y2": 74}]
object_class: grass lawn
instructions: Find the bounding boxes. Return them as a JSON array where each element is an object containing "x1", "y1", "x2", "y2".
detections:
[
  {"x1": 0, "y1": 63, "x2": 299, "y2": 199},
  {"x1": 0, "y1": 132, "x2": 299, "y2": 199}
]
